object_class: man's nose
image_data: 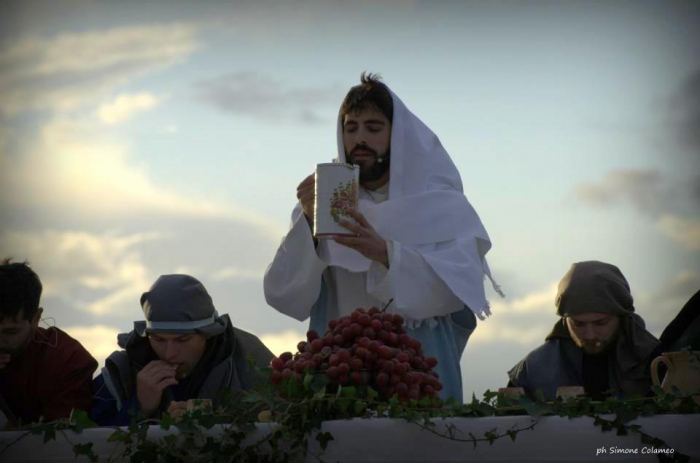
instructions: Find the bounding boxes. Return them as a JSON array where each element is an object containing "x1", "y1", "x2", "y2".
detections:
[
  {"x1": 163, "y1": 342, "x2": 179, "y2": 361},
  {"x1": 581, "y1": 325, "x2": 597, "y2": 340}
]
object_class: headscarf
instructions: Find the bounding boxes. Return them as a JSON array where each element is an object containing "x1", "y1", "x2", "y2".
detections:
[
  {"x1": 546, "y1": 261, "x2": 659, "y2": 396},
  {"x1": 317, "y1": 84, "x2": 503, "y2": 319}
]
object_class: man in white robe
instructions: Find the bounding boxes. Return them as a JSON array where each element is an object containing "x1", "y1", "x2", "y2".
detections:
[{"x1": 264, "y1": 72, "x2": 502, "y2": 402}]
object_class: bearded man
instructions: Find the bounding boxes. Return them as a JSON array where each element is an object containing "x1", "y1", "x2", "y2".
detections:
[
  {"x1": 508, "y1": 261, "x2": 659, "y2": 400},
  {"x1": 264, "y1": 72, "x2": 501, "y2": 402}
]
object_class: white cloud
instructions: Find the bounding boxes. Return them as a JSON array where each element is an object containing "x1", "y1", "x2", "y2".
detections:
[
  {"x1": 0, "y1": 230, "x2": 158, "y2": 315},
  {"x1": 63, "y1": 325, "x2": 122, "y2": 369},
  {"x1": 469, "y1": 320, "x2": 547, "y2": 346},
  {"x1": 163, "y1": 124, "x2": 179, "y2": 134},
  {"x1": 655, "y1": 214, "x2": 700, "y2": 251},
  {"x1": 1, "y1": 117, "x2": 285, "y2": 238},
  {"x1": 97, "y1": 92, "x2": 160, "y2": 125},
  {"x1": 196, "y1": 71, "x2": 342, "y2": 123},
  {"x1": 574, "y1": 169, "x2": 663, "y2": 216},
  {"x1": 488, "y1": 283, "x2": 558, "y2": 315},
  {"x1": 211, "y1": 266, "x2": 266, "y2": 281},
  {"x1": 259, "y1": 330, "x2": 305, "y2": 358},
  {"x1": 0, "y1": 23, "x2": 200, "y2": 116}
]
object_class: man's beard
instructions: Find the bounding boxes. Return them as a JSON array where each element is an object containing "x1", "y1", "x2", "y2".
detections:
[
  {"x1": 576, "y1": 332, "x2": 619, "y2": 356},
  {"x1": 347, "y1": 147, "x2": 391, "y2": 183}
]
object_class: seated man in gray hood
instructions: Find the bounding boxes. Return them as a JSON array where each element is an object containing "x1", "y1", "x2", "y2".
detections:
[
  {"x1": 507, "y1": 261, "x2": 659, "y2": 401},
  {"x1": 92, "y1": 274, "x2": 273, "y2": 425}
]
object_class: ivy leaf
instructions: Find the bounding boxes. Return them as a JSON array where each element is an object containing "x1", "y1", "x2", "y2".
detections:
[
  {"x1": 303, "y1": 372, "x2": 314, "y2": 389},
  {"x1": 482, "y1": 389, "x2": 498, "y2": 402},
  {"x1": 107, "y1": 429, "x2": 128, "y2": 443},
  {"x1": 313, "y1": 387, "x2": 327, "y2": 400},
  {"x1": 652, "y1": 385, "x2": 666, "y2": 397},
  {"x1": 42, "y1": 428, "x2": 56, "y2": 443},
  {"x1": 354, "y1": 401, "x2": 367, "y2": 414},
  {"x1": 160, "y1": 413, "x2": 174, "y2": 430},
  {"x1": 316, "y1": 431, "x2": 335, "y2": 451},
  {"x1": 366, "y1": 387, "x2": 378, "y2": 402},
  {"x1": 506, "y1": 429, "x2": 517, "y2": 442},
  {"x1": 340, "y1": 386, "x2": 357, "y2": 398},
  {"x1": 72, "y1": 443, "x2": 94, "y2": 459},
  {"x1": 69, "y1": 410, "x2": 97, "y2": 433},
  {"x1": 519, "y1": 396, "x2": 552, "y2": 417}
]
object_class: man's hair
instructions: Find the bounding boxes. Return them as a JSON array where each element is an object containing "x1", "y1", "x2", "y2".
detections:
[
  {"x1": 0, "y1": 258, "x2": 43, "y2": 321},
  {"x1": 340, "y1": 72, "x2": 394, "y2": 123}
]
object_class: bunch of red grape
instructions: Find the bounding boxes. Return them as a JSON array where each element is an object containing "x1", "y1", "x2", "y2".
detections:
[{"x1": 268, "y1": 306, "x2": 442, "y2": 402}]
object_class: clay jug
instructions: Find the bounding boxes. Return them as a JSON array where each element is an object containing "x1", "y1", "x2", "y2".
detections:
[{"x1": 651, "y1": 351, "x2": 700, "y2": 405}]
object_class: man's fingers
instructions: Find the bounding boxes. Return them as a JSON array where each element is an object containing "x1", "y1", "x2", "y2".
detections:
[
  {"x1": 296, "y1": 174, "x2": 315, "y2": 191},
  {"x1": 149, "y1": 368, "x2": 177, "y2": 384},
  {"x1": 333, "y1": 236, "x2": 363, "y2": 247},
  {"x1": 156, "y1": 378, "x2": 179, "y2": 391},
  {"x1": 296, "y1": 185, "x2": 314, "y2": 201},
  {"x1": 337, "y1": 219, "x2": 362, "y2": 234},
  {"x1": 142, "y1": 360, "x2": 173, "y2": 374},
  {"x1": 345, "y1": 209, "x2": 371, "y2": 228}
]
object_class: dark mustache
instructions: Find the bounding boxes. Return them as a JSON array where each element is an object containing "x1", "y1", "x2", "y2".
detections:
[{"x1": 350, "y1": 146, "x2": 378, "y2": 157}]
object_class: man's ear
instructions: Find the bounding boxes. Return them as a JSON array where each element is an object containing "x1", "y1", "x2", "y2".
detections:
[{"x1": 31, "y1": 307, "x2": 44, "y2": 329}]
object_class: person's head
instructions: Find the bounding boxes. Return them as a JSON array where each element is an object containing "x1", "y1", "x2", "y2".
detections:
[
  {"x1": 0, "y1": 258, "x2": 44, "y2": 359},
  {"x1": 340, "y1": 72, "x2": 393, "y2": 186},
  {"x1": 555, "y1": 261, "x2": 633, "y2": 356},
  {"x1": 136, "y1": 274, "x2": 227, "y2": 379},
  {"x1": 565, "y1": 312, "x2": 620, "y2": 355},
  {"x1": 147, "y1": 332, "x2": 207, "y2": 380}
]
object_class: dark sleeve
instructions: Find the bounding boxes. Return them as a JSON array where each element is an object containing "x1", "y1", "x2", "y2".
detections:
[
  {"x1": 507, "y1": 359, "x2": 529, "y2": 389},
  {"x1": 44, "y1": 342, "x2": 98, "y2": 422},
  {"x1": 91, "y1": 374, "x2": 140, "y2": 426}
]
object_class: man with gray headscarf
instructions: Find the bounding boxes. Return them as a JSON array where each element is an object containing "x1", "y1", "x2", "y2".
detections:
[
  {"x1": 264, "y1": 72, "x2": 502, "y2": 403},
  {"x1": 507, "y1": 261, "x2": 659, "y2": 400},
  {"x1": 91, "y1": 274, "x2": 273, "y2": 425}
]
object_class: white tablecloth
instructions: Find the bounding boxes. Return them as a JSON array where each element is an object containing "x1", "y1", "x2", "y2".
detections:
[{"x1": 1, "y1": 415, "x2": 698, "y2": 462}]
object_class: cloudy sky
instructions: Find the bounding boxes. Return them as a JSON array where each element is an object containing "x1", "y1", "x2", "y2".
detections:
[{"x1": 1, "y1": 0, "x2": 699, "y2": 400}]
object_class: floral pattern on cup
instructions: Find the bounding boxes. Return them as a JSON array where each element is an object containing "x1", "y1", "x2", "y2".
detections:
[{"x1": 330, "y1": 180, "x2": 358, "y2": 223}]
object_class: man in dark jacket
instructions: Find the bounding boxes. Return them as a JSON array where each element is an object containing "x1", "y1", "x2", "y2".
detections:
[
  {"x1": 0, "y1": 258, "x2": 97, "y2": 425},
  {"x1": 507, "y1": 261, "x2": 659, "y2": 401},
  {"x1": 91, "y1": 274, "x2": 273, "y2": 426}
]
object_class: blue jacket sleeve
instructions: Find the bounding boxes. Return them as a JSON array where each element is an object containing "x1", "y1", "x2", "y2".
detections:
[{"x1": 90, "y1": 373, "x2": 139, "y2": 426}]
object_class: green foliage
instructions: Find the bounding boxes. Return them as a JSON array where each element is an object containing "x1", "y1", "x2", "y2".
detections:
[{"x1": 3, "y1": 383, "x2": 698, "y2": 462}]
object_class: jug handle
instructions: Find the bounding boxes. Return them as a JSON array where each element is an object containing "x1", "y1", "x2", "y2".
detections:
[{"x1": 651, "y1": 355, "x2": 674, "y2": 387}]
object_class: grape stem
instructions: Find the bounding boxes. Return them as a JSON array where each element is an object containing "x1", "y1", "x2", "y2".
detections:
[{"x1": 380, "y1": 299, "x2": 394, "y2": 313}]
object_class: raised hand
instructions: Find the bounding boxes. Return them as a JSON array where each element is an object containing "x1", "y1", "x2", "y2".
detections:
[
  {"x1": 136, "y1": 360, "x2": 178, "y2": 417},
  {"x1": 296, "y1": 173, "x2": 315, "y2": 228},
  {"x1": 333, "y1": 209, "x2": 389, "y2": 267}
]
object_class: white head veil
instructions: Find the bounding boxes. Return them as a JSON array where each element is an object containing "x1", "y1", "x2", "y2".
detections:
[{"x1": 319, "y1": 85, "x2": 503, "y2": 319}]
